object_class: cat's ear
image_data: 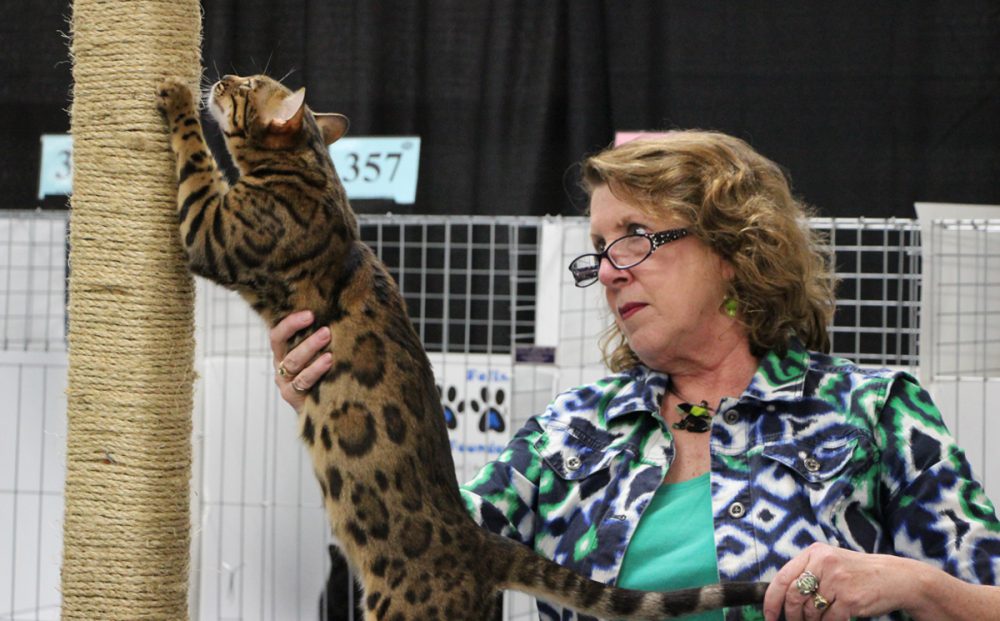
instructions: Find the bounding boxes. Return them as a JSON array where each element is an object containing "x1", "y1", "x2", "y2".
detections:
[
  {"x1": 261, "y1": 88, "x2": 307, "y2": 148},
  {"x1": 314, "y1": 114, "x2": 350, "y2": 145},
  {"x1": 267, "y1": 88, "x2": 307, "y2": 133}
]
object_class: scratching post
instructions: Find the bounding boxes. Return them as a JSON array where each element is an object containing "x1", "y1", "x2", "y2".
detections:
[{"x1": 63, "y1": 1, "x2": 201, "y2": 618}]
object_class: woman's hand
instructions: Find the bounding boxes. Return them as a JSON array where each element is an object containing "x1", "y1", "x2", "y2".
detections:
[
  {"x1": 762, "y1": 541, "x2": 997, "y2": 621},
  {"x1": 270, "y1": 311, "x2": 333, "y2": 411},
  {"x1": 763, "y1": 543, "x2": 913, "y2": 621}
]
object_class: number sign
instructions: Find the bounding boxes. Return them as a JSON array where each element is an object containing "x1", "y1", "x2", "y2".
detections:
[
  {"x1": 37, "y1": 134, "x2": 422, "y2": 205},
  {"x1": 328, "y1": 137, "x2": 420, "y2": 204},
  {"x1": 38, "y1": 134, "x2": 73, "y2": 199}
]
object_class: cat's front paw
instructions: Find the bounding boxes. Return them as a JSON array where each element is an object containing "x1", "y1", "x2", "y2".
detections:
[{"x1": 156, "y1": 77, "x2": 195, "y2": 120}]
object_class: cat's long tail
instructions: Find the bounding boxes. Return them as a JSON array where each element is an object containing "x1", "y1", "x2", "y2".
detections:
[{"x1": 487, "y1": 533, "x2": 768, "y2": 620}]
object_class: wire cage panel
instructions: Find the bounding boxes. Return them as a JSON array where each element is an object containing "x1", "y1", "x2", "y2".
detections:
[
  {"x1": 798, "y1": 218, "x2": 921, "y2": 369},
  {"x1": 201, "y1": 216, "x2": 540, "y2": 358},
  {"x1": 924, "y1": 220, "x2": 1000, "y2": 378},
  {"x1": 918, "y1": 218, "x2": 1000, "y2": 503},
  {"x1": 0, "y1": 213, "x2": 67, "y2": 354},
  {"x1": 0, "y1": 361, "x2": 66, "y2": 621},
  {"x1": 1, "y1": 211, "x2": 68, "y2": 621}
]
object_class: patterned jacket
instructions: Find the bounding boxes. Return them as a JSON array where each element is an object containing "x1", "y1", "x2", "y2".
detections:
[{"x1": 460, "y1": 339, "x2": 1000, "y2": 621}]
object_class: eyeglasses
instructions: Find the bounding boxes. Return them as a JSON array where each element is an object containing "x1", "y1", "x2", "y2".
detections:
[{"x1": 568, "y1": 228, "x2": 689, "y2": 287}]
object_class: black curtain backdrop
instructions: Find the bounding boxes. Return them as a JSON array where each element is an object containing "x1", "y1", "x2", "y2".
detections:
[{"x1": 4, "y1": 1, "x2": 998, "y2": 217}]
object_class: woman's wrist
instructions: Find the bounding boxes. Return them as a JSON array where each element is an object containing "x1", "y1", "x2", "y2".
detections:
[
  {"x1": 900, "y1": 554, "x2": 989, "y2": 620},
  {"x1": 898, "y1": 555, "x2": 938, "y2": 618}
]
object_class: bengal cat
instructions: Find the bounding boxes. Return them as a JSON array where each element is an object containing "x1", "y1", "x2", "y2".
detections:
[{"x1": 156, "y1": 73, "x2": 768, "y2": 620}]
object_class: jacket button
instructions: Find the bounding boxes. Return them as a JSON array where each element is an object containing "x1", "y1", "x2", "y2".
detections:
[
  {"x1": 728, "y1": 502, "x2": 746, "y2": 518},
  {"x1": 565, "y1": 456, "x2": 582, "y2": 471},
  {"x1": 723, "y1": 410, "x2": 740, "y2": 424},
  {"x1": 804, "y1": 457, "x2": 821, "y2": 472}
]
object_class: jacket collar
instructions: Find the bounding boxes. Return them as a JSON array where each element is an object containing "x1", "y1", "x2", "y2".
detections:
[
  {"x1": 603, "y1": 367, "x2": 669, "y2": 423},
  {"x1": 742, "y1": 337, "x2": 809, "y2": 402},
  {"x1": 603, "y1": 338, "x2": 810, "y2": 423}
]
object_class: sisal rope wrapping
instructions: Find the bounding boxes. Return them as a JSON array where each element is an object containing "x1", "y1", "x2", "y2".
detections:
[{"x1": 64, "y1": 1, "x2": 201, "y2": 618}]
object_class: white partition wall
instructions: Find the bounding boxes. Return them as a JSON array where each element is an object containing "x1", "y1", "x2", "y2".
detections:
[
  {"x1": 1, "y1": 212, "x2": 66, "y2": 621},
  {"x1": 3, "y1": 210, "x2": 995, "y2": 620},
  {"x1": 915, "y1": 204, "x2": 1000, "y2": 496}
]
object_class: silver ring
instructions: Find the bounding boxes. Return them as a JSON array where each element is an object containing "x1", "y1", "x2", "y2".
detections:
[{"x1": 795, "y1": 570, "x2": 819, "y2": 595}]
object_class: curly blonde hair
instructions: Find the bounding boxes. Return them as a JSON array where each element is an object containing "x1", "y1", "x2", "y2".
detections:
[{"x1": 580, "y1": 131, "x2": 837, "y2": 372}]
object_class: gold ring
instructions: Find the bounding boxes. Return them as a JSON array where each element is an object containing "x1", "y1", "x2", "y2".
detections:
[
  {"x1": 795, "y1": 570, "x2": 819, "y2": 595},
  {"x1": 278, "y1": 364, "x2": 289, "y2": 377},
  {"x1": 813, "y1": 592, "x2": 830, "y2": 610}
]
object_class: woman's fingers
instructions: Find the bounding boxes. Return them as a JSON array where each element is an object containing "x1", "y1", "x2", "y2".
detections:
[
  {"x1": 764, "y1": 547, "x2": 812, "y2": 621},
  {"x1": 270, "y1": 311, "x2": 315, "y2": 364},
  {"x1": 279, "y1": 326, "x2": 332, "y2": 377},
  {"x1": 269, "y1": 311, "x2": 333, "y2": 411},
  {"x1": 287, "y1": 351, "x2": 334, "y2": 395},
  {"x1": 765, "y1": 544, "x2": 839, "y2": 621}
]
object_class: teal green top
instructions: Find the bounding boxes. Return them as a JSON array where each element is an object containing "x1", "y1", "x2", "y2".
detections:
[{"x1": 616, "y1": 472, "x2": 722, "y2": 621}]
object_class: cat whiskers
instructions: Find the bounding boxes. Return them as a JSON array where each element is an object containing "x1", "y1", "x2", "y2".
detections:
[
  {"x1": 277, "y1": 67, "x2": 298, "y2": 86},
  {"x1": 200, "y1": 63, "x2": 222, "y2": 110}
]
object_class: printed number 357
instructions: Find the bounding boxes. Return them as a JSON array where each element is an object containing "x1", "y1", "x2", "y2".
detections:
[{"x1": 340, "y1": 152, "x2": 402, "y2": 183}]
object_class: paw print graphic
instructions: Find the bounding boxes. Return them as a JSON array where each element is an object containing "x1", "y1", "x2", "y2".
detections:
[
  {"x1": 472, "y1": 386, "x2": 506, "y2": 433},
  {"x1": 437, "y1": 383, "x2": 464, "y2": 430}
]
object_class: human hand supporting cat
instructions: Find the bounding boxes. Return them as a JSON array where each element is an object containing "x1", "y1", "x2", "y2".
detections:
[{"x1": 272, "y1": 310, "x2": 333, "y2": 410}]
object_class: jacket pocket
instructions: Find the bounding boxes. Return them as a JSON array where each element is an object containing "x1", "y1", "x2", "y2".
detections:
[
  {"x1": 535, "y1": 421, "x2": 624, "y2": 481},
  {"x1": 762, "y1": 433, "x2": 866, "y2": 485},
  {"x1": 760, "y1": 430, "x2": 875, "y2": 532}
]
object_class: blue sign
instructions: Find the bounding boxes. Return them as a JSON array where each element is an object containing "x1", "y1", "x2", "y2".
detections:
[
  {"x1": 329, "y1": 136, "x2": 420, "y2": 204},
  {"x1": 36, "y1": 134, "x2": 422, "y2": 205},
  {"x1": 38, "y1": 134, "x2": 73, "y2": 199}
]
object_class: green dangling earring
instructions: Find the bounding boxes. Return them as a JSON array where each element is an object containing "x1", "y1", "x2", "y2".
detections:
[{"x1": 723, "y1": 296, "x2": 738, "y2": 318}]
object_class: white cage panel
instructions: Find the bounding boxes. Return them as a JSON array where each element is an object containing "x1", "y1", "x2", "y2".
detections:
[
  {"x1": 0, "y1": 214, "x2": 66, "y2": 353},
  {"x1": 917, "y1": 216, "x2": 1000, "y2": 496},
  {"x1": 1, "y1": 212, "x2": 69, "y2": 621},
  {"x1": 925, "y1": 220, "x2": 1000, "y2": 378},
  {"x1": 928, "y1": 378, "x2": 1000, "y2": 493},
  {"x1": 0, "y1": 360, "x2": 65, "y2": 621},
  {"x1": 549, "y1": 219, "x2": 611, "y2": 388}
]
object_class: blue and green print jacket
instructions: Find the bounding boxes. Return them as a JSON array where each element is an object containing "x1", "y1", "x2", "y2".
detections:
[{"x1": 460, "y1": 339, "x2": 1000, "y2": 621}]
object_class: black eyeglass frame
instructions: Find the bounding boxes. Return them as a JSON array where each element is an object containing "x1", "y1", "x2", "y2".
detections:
[{"x1": 568, "y1": 228, "x2": 690, "y2": 287}]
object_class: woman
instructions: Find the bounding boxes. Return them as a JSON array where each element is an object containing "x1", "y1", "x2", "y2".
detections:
[{"x1": 272, "y1": 131, "x2": 1000, "y2": 620}]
